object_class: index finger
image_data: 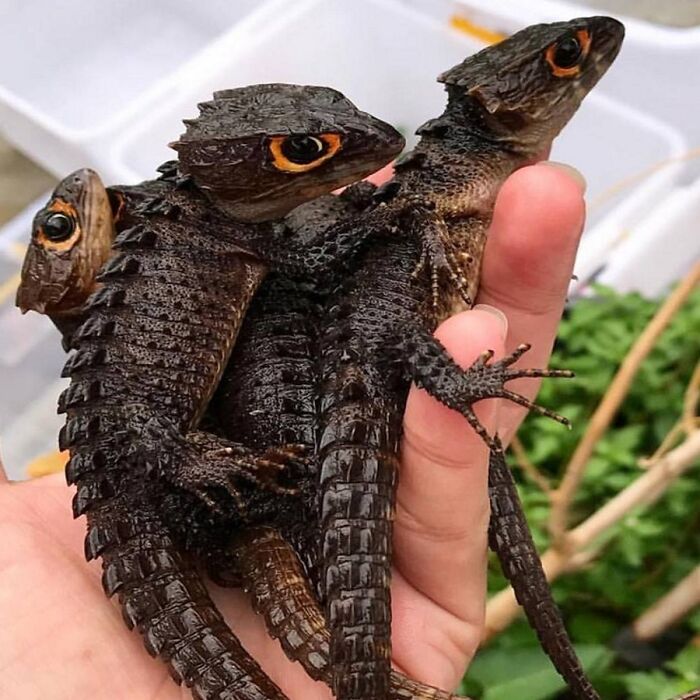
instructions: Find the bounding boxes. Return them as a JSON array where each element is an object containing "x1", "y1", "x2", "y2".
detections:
[{"x1": 476, "y1": 161, "x2": 586, "y2": 442}]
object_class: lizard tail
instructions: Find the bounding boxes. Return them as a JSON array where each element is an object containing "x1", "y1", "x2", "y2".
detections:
[
  {"x1": 317, "y1": 388, "x2": 399, "y2": 700},
  {"x1": 487, "y1": 446, "x2": 601, "y2": 700},
  {"x1": 84, "y1": 497, "x2": 288, "y2": 700},
  {"x1": 235, "y1": 526, "x2": 471, "y2": 700}
]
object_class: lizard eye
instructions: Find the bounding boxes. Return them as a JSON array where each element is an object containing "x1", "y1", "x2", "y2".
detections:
[
  {"x1": 282, "y1": 136, "x2": 326, "y2": 164},
  {"x1": 546, "y1": 29, "x2": 591, "y2": 77},
  {"x1": 269, "y1": 133, "x2": 342, "y2": 173},
  {"x1": 43, "y1": 213, "x2": 75, "y2": 242}
]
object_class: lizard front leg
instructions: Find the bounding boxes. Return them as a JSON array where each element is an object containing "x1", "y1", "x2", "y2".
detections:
[
  {"x1": 136, "y1": 417, "x2": 304, "y2": 515},
  {"x1": 394, "y1": 327, "x2": 572, "y2": 449}
]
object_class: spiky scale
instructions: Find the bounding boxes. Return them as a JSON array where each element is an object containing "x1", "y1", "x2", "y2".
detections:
[
  {"x1": 72, "y1": 477, "x2": 114, "y2": 517},
  {"x1": 58, "y1": 414, "x2": 101, "y2": 450},
  {"x1": 113, "y1": 224, "x2": 158, "y2": 249},
  {"x1": 83, "y1": 286, "x2": 126, "y2": 310},
  {"x1": 72, "y1": 315, "x2": 116, "y2": 342},
  {"x1": 96, "y1": 253, "x2": 142, "y2": 281},
  {"x1": 60, "y1": 347, "x2": 107, "y2": 377},
  {"x1": 156, "y1": 160, "x2": 179, "y2": 176},
  {"x1": 66, "y1": 451, "x2": 99, "y2": 486},
  {"x1": 57, "y1": 379, "x2": 102, "y2": 413}
]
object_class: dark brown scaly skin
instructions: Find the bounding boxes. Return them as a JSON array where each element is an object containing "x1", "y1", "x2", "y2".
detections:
[
  {"x1": 17, "y1": 85, "x2": 403, "y2": 700},
  {"x1": 210, "y1": 185, "x2": 476, "y2": 700},
  {"x1": 18, "y1": 169, "x2": 465, "y2": 700},
  {"x1": 313, "y1": 18, "x2": 625, "y2": 700},
  {"x1": 487, "y1": 440, "x2": 596, "y2": 695},
  {"x1": 232, "y1": 526, "x2": 471, "y2": 700}
]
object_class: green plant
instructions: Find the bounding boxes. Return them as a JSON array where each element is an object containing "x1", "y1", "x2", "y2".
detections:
[{"x1": 464, "y1": 281, "x2": 700, "y2": 699}]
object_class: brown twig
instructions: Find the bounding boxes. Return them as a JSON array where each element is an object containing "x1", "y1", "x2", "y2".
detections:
[
  {"x1": 548, "y1": 261, "x2": 700, "y2": 544},
  {"x1": 631, "y1": 565, "x2": 700, "y2": 641},
  {"x1": 683, "y1": 360, "x2": 700, "y2": 435},
  {"x1": 642, "y1": 359, "x2": 700, "y2": 466}
]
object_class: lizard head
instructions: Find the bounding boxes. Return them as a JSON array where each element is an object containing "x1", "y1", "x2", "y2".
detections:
[
  {"x1": 171, "y1": 84, "x2": 405, "y2": 221},
  {"x1": 16, "y1": 169, "x2": 114, "y2": 316},
  {"x1": 438, "y1": 16, "x2": 625, "y2": 155}
]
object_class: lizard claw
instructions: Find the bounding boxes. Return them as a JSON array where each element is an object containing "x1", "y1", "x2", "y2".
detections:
[
  {"x1": 155, "y1": 432, "x2": 306, "y2": 515},
  {"x1": 410, "y1": 219, "x2": 472, "y2": 311},
  {"x1": 461, "y1": 344, "x2": 574, "y2": 438}
]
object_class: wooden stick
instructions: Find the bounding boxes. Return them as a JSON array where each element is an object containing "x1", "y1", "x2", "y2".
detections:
[
  {"x1": 510, "y1": 436, "x2": 552, "y2": 494},
  {"x1": 548, "y1": 262, "x2": 700, "y2": 543},
  {"x1": 632, "y1": 565, "x2": 700, "y2": 641}
]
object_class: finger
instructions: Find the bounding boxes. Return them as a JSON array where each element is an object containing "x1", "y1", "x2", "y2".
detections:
[
  {"x1": 391, "y1": 309, "x2": 506, "y2": 683},
  {"x1": 476, "y1": 161, "x2": 586, "y2": 442},
  {"x1": 365, "y1": 162, "x2": 395, "y2": 186}
]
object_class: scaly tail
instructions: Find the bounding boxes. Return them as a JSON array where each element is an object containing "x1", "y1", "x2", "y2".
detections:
[
  {"x1": 488, "y1": 442, "x2": 600, "y2": 700},
  {"x1": 317, "y1": 367, "x2": 402, "y2": 699},
  {"x1": 235, "y1": 526, "x2": 472, "y2": 700},
  {"x1": 86, "y1": 499, "x2": 288, "y2": 700}
]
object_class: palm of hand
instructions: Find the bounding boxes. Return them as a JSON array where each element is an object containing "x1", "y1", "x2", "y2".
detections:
[
  {"x1": 0, "y1": 473, "x2": 473, "y2": 700},
  {"x1": 0, "y1": 474, "x2": 178, "y2": 699}
]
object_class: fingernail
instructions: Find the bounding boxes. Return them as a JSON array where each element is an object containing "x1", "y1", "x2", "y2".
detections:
[
  {"x1": 474, "y1": 304, "x2": 508, "y2": 340},
  {"x1": 539, "y1": 161, "x2": 587, "y2": 193}
]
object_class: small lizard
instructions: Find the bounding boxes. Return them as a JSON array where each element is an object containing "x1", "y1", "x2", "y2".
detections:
[
  {"x1": 20, "y1": 171, "x2": 476, "y2": 700},
  {"x1": 311, "y1": 17, "x2": 624, "y2": 700},
  {"x1": 16, "y1": 28, "x2": 620, "y2": 700},
  {"x1": 17, "y1": 85, "x2": 403, "y2": 699}
]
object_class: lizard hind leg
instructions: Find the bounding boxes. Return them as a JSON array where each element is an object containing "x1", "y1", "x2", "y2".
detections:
[{"x1": 397, "y1": 327, "x2": 573, "y2": 448}]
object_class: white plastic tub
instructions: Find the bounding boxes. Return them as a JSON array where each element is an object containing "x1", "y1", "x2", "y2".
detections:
[
  {"x1": 0, "y1": 0, "x2": 271, "y2": 178},
  {"x1": 593, "y1": 175, "x2": 700, "y2": 296}
]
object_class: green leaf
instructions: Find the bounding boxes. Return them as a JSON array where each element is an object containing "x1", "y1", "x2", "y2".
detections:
[
  {"x1": 465, "y1": 645, "x2": 611, "y2": 700},
  {"x1": 665, "y1": 645, "x2": 700, "y2": 682}
]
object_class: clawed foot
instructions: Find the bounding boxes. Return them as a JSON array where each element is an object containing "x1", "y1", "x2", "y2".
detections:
[
  {"x1": 136, "y1": 419, "x2": 307, "y2": 515},
  {"x1": 409, "y1": 216, "x2": 472, "y2": 310},
  {"x1": 457, "y1": 343, "x2": 573, "y2": 448},
  {"x1": 181, "y1": 439, "x2": 307, "y2": 514}
]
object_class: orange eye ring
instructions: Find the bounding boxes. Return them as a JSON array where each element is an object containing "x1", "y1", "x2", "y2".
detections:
[
  {"x1": 545, "y1": 29, "x2": 591, "y2": 77},
  {"x1": 36, "y1": 199, "x2": 81, "y2": 251},
  {"x1": 269, "y1": 133, "x2": 342, "y2": 173}
]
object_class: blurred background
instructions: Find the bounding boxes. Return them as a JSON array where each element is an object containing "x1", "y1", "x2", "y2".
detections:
[{"x1": 0, "y1": 1, "x2": 698, "y2": 698}]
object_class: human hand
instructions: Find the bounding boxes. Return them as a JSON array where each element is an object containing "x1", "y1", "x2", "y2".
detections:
[{"x1": 0, "y1": 162, "x2": 585, "y2": 699}]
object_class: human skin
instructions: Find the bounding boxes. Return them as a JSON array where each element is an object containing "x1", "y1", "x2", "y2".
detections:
[{"x1": 0, "y1": 162, "x2": 585, "y2": 700}]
